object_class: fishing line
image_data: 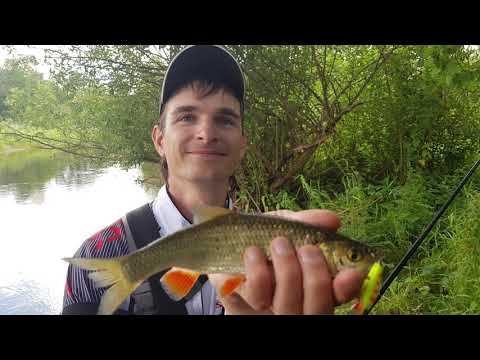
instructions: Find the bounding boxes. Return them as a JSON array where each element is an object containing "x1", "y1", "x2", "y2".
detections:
[{"x1": 365, "y1": 155, "x2": 480, "y2": 315}]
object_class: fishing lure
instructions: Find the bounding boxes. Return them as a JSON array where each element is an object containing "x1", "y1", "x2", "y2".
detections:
[{"x1": 351, "y1": 261, "x2": 383, "y2": 315}]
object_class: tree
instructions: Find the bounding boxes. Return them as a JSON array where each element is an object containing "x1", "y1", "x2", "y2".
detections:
[
  {"x1": 2, "y1": 45, "x2": 479, "y2": 211},
  {"x1": 0, "y1": 56, "x2": 42, "y2": 118},
  {"x1": 227, "y1": 45, "x2": 397, "y2": 206}
]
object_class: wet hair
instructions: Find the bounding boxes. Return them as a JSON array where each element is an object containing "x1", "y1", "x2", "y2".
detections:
[{"x1": 156, "y1": 79, "x2": 244, "y2": 185}]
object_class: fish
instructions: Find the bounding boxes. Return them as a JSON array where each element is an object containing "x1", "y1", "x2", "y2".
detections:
[{"x1": 63, "y1": 205, "x2": 380, "y2": 315}]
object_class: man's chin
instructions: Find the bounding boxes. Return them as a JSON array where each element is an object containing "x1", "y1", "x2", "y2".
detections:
[
  {"x1": 194, "y1": 176, "x2": 230, "y2": 184},
  {"x1": 188, "y1": 172, "x2": 232, "y2": 184}
]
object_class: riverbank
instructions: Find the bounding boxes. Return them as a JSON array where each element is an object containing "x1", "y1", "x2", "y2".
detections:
[{"x1": 0, "y1": 139, "x2": 39, "y2": 156}]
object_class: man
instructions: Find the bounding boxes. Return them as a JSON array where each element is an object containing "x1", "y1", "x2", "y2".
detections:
[{"x1": 62, "y1": 45, "x2": 365, "y2": 315}]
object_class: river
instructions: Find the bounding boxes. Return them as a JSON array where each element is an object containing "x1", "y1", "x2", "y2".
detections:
[{"x1": 0, "y1": 148, "x2": 162, "y2": 314}]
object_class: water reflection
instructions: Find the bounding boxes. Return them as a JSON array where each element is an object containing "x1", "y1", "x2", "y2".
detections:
[
  {"x1": 0, "y1": 279, "x2": 59, "y2": 315},
  {"x1": 0, "y1": 148, "x2": 163, "y2": 314},
  {"x1": 0, "y1": 149, "x2": 105, "y2": 204}
]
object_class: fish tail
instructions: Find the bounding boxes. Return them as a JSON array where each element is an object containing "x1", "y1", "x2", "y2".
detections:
[{"x1": 63, "y1": 256, "x2": 140, "y2": 315}]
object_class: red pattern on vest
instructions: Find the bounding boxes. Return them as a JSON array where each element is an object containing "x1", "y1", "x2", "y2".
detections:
[
  {"x1": 65, "y1": 280, "x2": 72, "y2": 298},
  {"x1": 91, "y1": 220, "x2": 123, "y2": 251}
]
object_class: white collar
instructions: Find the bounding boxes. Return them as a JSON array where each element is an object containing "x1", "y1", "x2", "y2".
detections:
[
  {"x1": 151, "y1": 185, "x2": 232, "y2": 238},
  {"x1": 150, "y1": 184, "x2": 231, "y2": 315}
]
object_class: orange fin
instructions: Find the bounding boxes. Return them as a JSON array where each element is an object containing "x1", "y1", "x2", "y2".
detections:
[
  {"x1": 160, "y1": 267, "x2": 202, "y2": 301},
  {"x1": 219, "y1": 275, "x2": 246, "y2": 297}
]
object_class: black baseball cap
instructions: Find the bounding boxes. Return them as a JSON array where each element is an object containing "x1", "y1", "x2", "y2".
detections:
[{"x1": 159, "y1": 45, "x2": 246, "y2": 114}]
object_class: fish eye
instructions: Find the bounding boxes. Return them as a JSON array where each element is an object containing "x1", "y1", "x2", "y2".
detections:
[{"x1": 348, "y1": 249, "x2": 362, "y2": 262}]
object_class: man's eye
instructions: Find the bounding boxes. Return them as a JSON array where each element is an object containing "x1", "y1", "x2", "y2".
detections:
[
  {"x1": 180, "y1": 115, "x2": 194, "y2": 122},
  {"x1": 218, "y1": 117, "x2": 235, "y2": 126}
]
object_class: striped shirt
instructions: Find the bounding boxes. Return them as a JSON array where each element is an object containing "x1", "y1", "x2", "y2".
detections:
[{"x1": 62, "y1": 185, "x2": 227, "y2": 315}]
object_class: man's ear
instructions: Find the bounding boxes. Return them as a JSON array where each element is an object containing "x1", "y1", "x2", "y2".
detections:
[{"x1": 152, "y1": 125, "x2": 165, "y2": 157}]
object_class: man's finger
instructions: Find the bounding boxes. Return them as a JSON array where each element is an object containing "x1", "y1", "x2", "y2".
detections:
[
  {"x1": 297, "y1": 245, "x2": 334, "y2": 314},
  {"x1": 270, "y1": 237, "x2": 303, "y2": 315},
  {"x1": 243, "y1": 246, "x2": 274, "y2": 311},
  {"x1": 216, "y1": 292, "x2": 261, "y2": 315},
  {"x1": 208, "y1": 274, "x2": 251, "y2": 314},
  {"x1": 266, "y1": 209, "x2": 341, "y2": 232},
  {"x1": 332, "y1": 269, "x2": 366, "y2": 305},
  {"x1": 287, "y1": 209, "x2": 341, "y2": 232}
]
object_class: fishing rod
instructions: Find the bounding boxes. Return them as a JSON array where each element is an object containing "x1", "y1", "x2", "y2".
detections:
[{"x1": 365, "y1": 154, "x2": 480, "y2": 315}]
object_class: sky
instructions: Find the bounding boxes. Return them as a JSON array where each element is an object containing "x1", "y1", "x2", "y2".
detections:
[
  {"x1": 0, "y1": 45, "x2": 168, "y2": 80},
  {"x1": 0, "y1": 45, "x2": 66, "y2": 79}
]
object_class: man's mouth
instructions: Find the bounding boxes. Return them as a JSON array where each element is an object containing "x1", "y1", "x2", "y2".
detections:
[{"x1": 187, "y1": 151, "x2": 227, "y2": 157}]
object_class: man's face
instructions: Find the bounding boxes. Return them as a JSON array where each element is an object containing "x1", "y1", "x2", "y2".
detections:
[{"x1": 152, "y1": 85, "x2": 247, "y2": 185}]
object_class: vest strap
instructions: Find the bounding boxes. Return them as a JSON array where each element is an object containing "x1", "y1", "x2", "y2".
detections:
[{"x1": 124, "y1": 203, "x2": 188, "y2": 315}]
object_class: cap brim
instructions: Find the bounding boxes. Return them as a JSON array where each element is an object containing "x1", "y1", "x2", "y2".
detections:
[{"x1": 160, "y1": 45, "x2": 245, "y2": 113}]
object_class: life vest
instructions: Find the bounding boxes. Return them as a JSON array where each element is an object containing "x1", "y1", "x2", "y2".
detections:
[{"x1": 122, "y1": 203, "x2": 211, "y2": 315}]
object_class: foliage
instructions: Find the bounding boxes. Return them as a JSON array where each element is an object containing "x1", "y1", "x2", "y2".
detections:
[
  {"x1": 1, "y1": 45, "x2": 479, "y2": 314},
  {"x1": 0, "y1": 56, "x2": 42, "y2": 117}
]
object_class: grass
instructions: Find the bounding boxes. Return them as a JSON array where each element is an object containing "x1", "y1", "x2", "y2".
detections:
[{"x1": 253, "y1": 168, "x2": 480, "y2": 315}]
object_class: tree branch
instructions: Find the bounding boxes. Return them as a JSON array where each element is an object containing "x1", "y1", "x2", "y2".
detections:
[
  {"x1": 269, "y1": 144, "x2": 318, "y2": 192},
  {"x1": 0, "y1": 131, "x2": 104, "y2": 160},
  {"x1": 45, "y1": 47, "x2": 166, "y2": 75},
  {"x1": 1, "y1": 123, "x2": 107, "y2": 152},
  {"x1": 256, "y1": 48, "x2": 324, "y2": 105}
]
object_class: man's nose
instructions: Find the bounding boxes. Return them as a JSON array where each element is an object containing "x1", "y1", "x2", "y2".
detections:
[{"x1": 195, "y1": 119, "x2": 218, "y2": 143}]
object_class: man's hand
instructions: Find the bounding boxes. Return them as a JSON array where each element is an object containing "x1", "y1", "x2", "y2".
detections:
[{"x1": 209, "y1": 209, "x2": 366, "y2": 315}]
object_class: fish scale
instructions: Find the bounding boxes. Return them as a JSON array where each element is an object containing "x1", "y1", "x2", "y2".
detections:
[{"x1": 124, "y1": 212, "x2": 376, "y2": 279}]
